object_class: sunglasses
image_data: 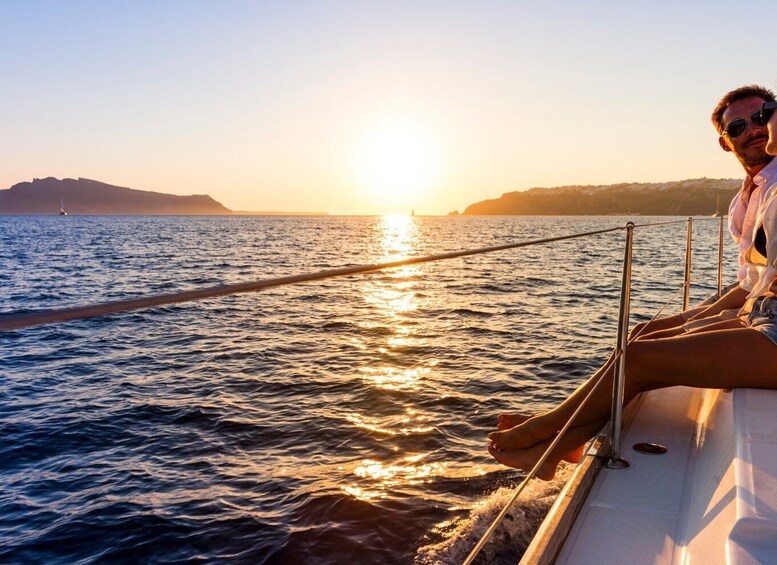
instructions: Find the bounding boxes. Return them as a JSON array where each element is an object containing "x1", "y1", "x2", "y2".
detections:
[
  {"x1": 761, "y1": 101, "x2": 777, "y2": 123},
  {"x1": 723, "y1": 106, "x2": 772, "y2": 138}
]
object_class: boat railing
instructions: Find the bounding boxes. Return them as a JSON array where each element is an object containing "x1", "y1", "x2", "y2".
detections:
[
  {"x1": 0, "y1": 215, "x2": 728, "y2": 563},
  {"x1": 464, "y1": 216, "x2": 724, "y2": 564}
]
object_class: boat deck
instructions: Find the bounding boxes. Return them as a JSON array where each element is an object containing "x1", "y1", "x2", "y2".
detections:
[{"x1": 528, "y1": 386, "x2": 777, "y2": 564}]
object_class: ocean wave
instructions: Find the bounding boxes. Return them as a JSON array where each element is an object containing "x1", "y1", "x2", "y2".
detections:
[{"x1": 415, "y1": 465, "x2": 572, "y2": 564}]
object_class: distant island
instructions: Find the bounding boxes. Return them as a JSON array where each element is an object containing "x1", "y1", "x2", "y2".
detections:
[
  {"x1": 460, "y1": 178, "x2": 740, "y2": 216},
  {"x1": 0, "y1": 177, "x2": 330, "y2": 215},
  {"x1": 0, "y1": 177, "x2": 232, "y2": 215}
]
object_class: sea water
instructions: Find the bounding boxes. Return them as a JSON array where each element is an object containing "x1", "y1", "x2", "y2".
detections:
[{"x1": 0, "y1": 215, "x2": 737, "y2": 563}]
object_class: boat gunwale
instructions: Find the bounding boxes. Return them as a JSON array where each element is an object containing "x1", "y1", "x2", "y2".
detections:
[{"x1": 519, "y1": 393, "x2": 646, "y2": 564}]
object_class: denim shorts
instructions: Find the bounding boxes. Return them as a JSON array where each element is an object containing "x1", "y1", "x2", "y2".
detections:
[{"x1": 747, "y1": 296, "x2": 777, "y2": 347}]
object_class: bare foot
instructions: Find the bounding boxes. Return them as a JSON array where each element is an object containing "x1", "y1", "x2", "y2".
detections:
[
  {"x1": 497, "y1": 413, "x2": 530, "y2": 431},
  {"x1": 493, "y1": 413, "x2": 585, "y2": 463},
  {"x1": 487, "y1": 442, "x2": 559, "y2": 481},
  {"x1": 488, "y1": 416, "x2": 552, "y2": 451}
]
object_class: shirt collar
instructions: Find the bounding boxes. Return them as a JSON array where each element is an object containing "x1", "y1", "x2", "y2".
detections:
[{"x1": 753, "y1": 156, "x2": 777, "y2": 188}]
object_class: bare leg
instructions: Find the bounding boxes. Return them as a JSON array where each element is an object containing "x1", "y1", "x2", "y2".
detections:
[
  {"x1": 629, "y1": 307, "x2": 704, "y2": 341},
  {"x1": 490, "y1": 327, "x2": 777, "y2": 451},
  {"x1": 488, "y1": 419, "x2": 606, "y2": 480},
  {"x1": 636, "y1": 325, "x2": 688, "y2": 340},
  {"x1": 684, "y1": 317, "x2": 746, "y2": 334},
  {"x1": 639, "y1": 314, "x2": 746, "y2": 340},
  {"x1": 637, "y1": 316, "x2": 747, "y2": 339}
]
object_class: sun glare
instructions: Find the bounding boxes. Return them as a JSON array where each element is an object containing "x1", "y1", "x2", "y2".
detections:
[{"x1": 353, "y1": 121, "x2": 440, "y2": 210}]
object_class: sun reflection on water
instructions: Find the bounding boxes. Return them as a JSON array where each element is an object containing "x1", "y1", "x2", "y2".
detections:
[
  {"x1": 363, "y1": 216, "x2": 421, "y2": 320},
  {"x1": 341, "y1": 455, "x2": 447, "y2": 501},
  {"x1": 345, "y1": 407, "x2": 434, "y2": 436},
  {"x1": 341, "y1": 453, "x2": 492, "y2": 502},
  {"x1": 358, "y1": 214, "x2": 433, "y2": 390},
  {"x1": 357, "y1": 361, "x2": 439, "y2": 392},
  {"x1": 341, "y1": 215, "x2": 457, "y2": 501},
  {"x1": 377, "y1": 214, "x2": 418, "y2": 261}
]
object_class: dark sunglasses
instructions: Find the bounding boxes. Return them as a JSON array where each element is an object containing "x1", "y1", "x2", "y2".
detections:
[
  {"x1": 761, "y1": 101, "x2": 777, "y2": 124},
  {"x1": 723, "y1": 107, "x2": 772, "y2": 138}
]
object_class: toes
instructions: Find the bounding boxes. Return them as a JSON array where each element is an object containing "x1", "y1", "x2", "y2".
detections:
[
  {"x1": 497, "y1": 413, "x2": 531, "y2": 429},
  {"x1": 487, "y1": 444, "x2": 507, "y2": 465},
  {"x1": 487, "y1": 431, "x2": 501, "y2": 441}
]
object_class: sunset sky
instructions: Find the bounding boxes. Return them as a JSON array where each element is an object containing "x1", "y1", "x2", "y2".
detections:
[{"x1": 2, "y1": 1, "x2": 775, "y2": 215}]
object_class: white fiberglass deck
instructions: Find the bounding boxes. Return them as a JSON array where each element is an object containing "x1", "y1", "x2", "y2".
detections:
[{"x1": 550, "y1": 386, "x2": 777, "y2": 565}]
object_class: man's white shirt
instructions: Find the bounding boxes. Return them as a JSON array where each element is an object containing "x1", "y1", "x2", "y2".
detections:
[{"x1": 728, "y1": 157, "x2": 777, "y2": 291}]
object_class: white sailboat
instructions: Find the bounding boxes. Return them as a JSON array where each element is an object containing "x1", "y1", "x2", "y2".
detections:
[{"x1": 59, "y1": 197, "x2": 67, "y2": 216}]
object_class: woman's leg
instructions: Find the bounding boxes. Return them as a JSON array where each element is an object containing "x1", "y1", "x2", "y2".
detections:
[
  {"x1": 491, "y1": 318, "x2": 747, "y2": 449},
  {"x1": 629, "y1": 304, "x2": 708, "y2": 340},
  {"x1": 637, "y1": 316, "x2": 746, "y2": 340},
  {"x1": 490, "y1": 327, "x2": 777, "y2": 451}
]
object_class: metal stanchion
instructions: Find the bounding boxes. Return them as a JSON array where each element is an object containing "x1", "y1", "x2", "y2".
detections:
[
  {"x1": 717, "y1": 215, "x2": 724, "y2": 298},
  {"x1": 606, "y1": 222, "x2": 634, "y2": 469},
  {"x1": 683, "y1": 217, "x2": 693, "y2": 310}
]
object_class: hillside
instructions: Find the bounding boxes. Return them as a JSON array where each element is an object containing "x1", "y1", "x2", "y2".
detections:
[
  {"x1": 0, "y1": 177, "x2": 232, "y2": 215},
  {"x1": 462, "y1": 178, "x2": 740, "y2": 216}
]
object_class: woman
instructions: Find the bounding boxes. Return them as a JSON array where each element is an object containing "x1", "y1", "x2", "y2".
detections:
[
  {"x1": 487, "y1": 101, "x2": 777, "y2": 480},
  {"x1": 767, "y1": 100, "x2": 777, "y2": 155}
]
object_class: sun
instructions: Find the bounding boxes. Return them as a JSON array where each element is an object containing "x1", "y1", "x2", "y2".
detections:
[{"x1": 352, "y1": 121, "x2": 440, "y2": 210}]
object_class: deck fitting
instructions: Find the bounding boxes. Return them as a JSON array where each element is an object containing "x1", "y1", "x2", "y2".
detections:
[
  {"x1": 633, "y1": 442, "x2": 668, "y2": 455},
  {"x1": 605, "y1": 457, "x2": 631, "y2": 469}
]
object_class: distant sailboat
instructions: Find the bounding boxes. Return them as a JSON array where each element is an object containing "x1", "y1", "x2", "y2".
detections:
[
  {"x1": 59, "y1": 198, "x2": 67, "y2": 216},
  {"x1": 712, "y1": 195, "x2": 721, "y2": 217}
]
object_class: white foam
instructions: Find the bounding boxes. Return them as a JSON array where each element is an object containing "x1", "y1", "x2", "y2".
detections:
[{"x1": 415, "y1": 464, "x2": 572, "y2": 564}]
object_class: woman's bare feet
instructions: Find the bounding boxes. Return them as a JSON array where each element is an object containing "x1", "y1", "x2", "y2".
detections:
[
  {"x1": 488, "y1": 432, "x2": 588, "y2": 481},
  {"x1": 496, "y1": 413, "x2": 530, "y2": 431},
  {"x1": 493, "y1": 413, "x2": 586, "y2": 463},
  {"x1": 489, "y1": 414, "x2": 554, "y2": 451},
  {"x1": 487, "y1": 442, "x2": 560, "y2": 481}
]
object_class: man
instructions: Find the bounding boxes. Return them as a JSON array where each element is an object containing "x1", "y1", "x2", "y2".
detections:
[
  {"x1": 632, "y1": 85, "x2": 777, "y2": 339},
  {"x1": 491, "y1": 88, "x2": 777, "y2": 475}
]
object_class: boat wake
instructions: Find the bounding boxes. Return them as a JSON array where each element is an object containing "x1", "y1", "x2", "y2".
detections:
[{"x1": 415, "y1": 464, "x2": 572, "y2": 565}]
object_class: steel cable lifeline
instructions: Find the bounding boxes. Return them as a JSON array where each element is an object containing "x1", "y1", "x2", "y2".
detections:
[
  {"x1": 0, "y1": 218, "x2": 718, "y2": 333},
  {"x1": 1, "y1": 226, "x2": 627, "y2": 332}
]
